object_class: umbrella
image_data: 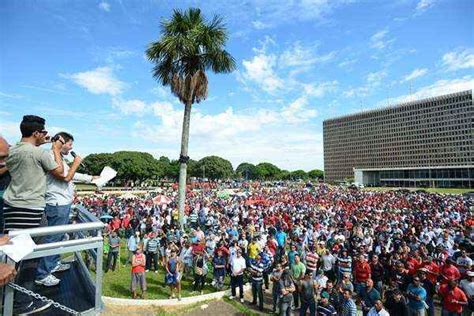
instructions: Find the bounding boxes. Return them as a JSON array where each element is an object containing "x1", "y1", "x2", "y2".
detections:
[
  {"x1": 100, "y1": 214, "x2": 113, "y2": 220},
  {"x1": 119, "y1": 192, "x2": 138, "y2": 199},
  {"x1": 217, "y1": 189, "x2": 234, "y2": 199},
  {"x1": 153, "y1": 195, "x2": 172, "y2": 205}
]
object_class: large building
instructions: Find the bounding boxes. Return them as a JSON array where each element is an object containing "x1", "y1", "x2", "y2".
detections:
[{"x1": 323, "y1": 90, "x2": 473, "y2": 188}]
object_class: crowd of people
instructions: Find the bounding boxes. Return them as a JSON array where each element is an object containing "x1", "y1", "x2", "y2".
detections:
[
  {"x1": 1, "y1": 115, "x2": 473, "y2": 316},
  {"x1": 76, "y1": 182, "x2": 474, "y2": 316}
]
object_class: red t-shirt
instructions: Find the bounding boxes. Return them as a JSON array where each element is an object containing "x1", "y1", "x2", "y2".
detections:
[
  {"x1": 439, "y1": 284, "x2": 468, "y2": 313},
  {"x1": 422, "y1": 261, "x2": 440, "y2": 284},
  {"x1": 111, "y1": 218, "x2": 121, "y2": 231},
  {"x1": 354, "y1": 261, "x2": 372, "y2": 283},
  {"x1": 131, "y1": 253, "x2": 146, "y2": 273}
]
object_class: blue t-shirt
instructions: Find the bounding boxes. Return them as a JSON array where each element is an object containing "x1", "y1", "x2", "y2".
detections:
[
  {"x1": 407, "y1": 284, "x2": 427, "y2": 310},
  {"x1": 276, "y1": 231, "x2": 287, "y2": 247}
]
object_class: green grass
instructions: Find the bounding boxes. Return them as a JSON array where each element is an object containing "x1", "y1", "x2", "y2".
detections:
[
  {"x1": 75, "y1": 183, "x2": 97, "y2": 191},
  {"x1": 96, "y1": 241, "x2": 228, "y2": 299},
  {"x1": 362, "y1": 187, "x2": 472, "y2": 195}
]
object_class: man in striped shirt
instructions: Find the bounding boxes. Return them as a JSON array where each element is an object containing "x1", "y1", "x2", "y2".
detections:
[
  {"x1": 250, "y1": 254, "x2": 265, "y2": 311},
  {"x1": 341, "y1": 289, "x2": 357, "y2": 316},
  {"x1": 146, "y1": 232, "x2": 159, "y2": 273},
  {"x1": 305, "y1": 245, "x2": 319, "y2": 276}
]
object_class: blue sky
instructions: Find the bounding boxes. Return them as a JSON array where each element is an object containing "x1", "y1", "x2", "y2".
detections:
[{"x1": 1, "y1": 0, "x2": 473, "y2": 171}]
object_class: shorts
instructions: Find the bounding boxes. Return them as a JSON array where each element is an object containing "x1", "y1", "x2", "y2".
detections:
[{"x1": 131, "y1": 272, "x2": 147, "y2": 291}]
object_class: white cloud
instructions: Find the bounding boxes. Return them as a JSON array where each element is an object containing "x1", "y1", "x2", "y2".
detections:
[
  {"x1": 67, "y1": 66, "x2": 125, "y2": 96},
  {"x1": 241, "y1": 54, "x2": 284, "y2": 94},
  {"x1": 387, "y1": 76, "x2": 474, "y2": 105},
  {"x1": 98, "y1": 2, "x2": 111, "y2": 12},
  {"x1": 370, "y1": 29, "x2": 395, "y2": 50},
  {"x1": 133, "y1": 101, "x2": 323, "y2": 170},
  {"x1": 338, "y1": 58, "x2": 358, "y2": 69},
  {"x1": 0, "y1": 91, "x2": 23, "y2": 99},
  {"x1": 367, "y1": 71, "x2": 387, "y2": 85},
  {"x1": 441, "y1": 48, "x2": 474, "y2": 72},
  {"x1": 281, "y1": 96, "x2": 318, "y2": 123},
  {"x1": 416, "y1": 0, "x2": 436, "y2": 12},
  {"x1": 344, "y1": 71, "x2": 386, "y2": 98},
  {"x1": 279, "y1": 42, "x2": 336, "y2": 68},
  {"x1": 302, "y1": 81, "x2": 338, "y2": 97},
  {"x1": 402, "y1": 68, "x2": 428, "y2": 82},
  {"x1": 112, "y1": 98, "x2": 147, "y2": 115},
  {"x1": 252, "y1": 20, "x2": 270, "y2": 30},
  {"x1": 0, "y1": 120, "x2": 19, "y2": 141}
]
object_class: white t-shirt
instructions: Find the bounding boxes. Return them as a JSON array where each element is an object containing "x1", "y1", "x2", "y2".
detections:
[
  {"x1": 460, "y1": 279, "x2": 474, "y2": 297},
  {"x1": 230, "y1": 256, "x2": 246, "y2": 275}
]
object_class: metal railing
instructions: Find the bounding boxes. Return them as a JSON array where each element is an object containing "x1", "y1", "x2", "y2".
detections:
[{"x1": 2, "y1": 207, "x2": 104, "y2": 316}]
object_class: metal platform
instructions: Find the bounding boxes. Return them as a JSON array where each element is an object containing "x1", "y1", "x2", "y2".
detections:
[
  {"x1": 2, "y1": 208, "x2": 104, "y2": 316},
  {"x1": 17, "y1": 257, "x2": 95, "y2": 316}
]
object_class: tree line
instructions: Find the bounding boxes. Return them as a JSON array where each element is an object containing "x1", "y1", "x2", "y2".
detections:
[{"x1": 80, "y1": 151, "x2": 324, "y2": 184}]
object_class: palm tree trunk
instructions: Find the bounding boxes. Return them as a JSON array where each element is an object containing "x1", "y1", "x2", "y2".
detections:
[{"x1": 178, "y1": 101, "x2": 192, "y2": 230}]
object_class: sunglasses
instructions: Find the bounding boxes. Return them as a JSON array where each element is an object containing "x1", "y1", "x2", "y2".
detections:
[{"x1": 37, "y1": 130, "x2": 48, "y2": 135}]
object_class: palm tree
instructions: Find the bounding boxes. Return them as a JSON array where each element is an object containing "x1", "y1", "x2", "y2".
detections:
[{"x1": 146, "y1": 8, "x2": 236, "y2": 229}]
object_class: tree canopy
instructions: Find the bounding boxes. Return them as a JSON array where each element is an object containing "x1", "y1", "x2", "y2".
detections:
[{"x1": 81, "y1": 151, "x2": 323, "y2": 184}]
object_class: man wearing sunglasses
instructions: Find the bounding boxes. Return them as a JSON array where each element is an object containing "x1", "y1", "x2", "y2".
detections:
[{"x1": 2, "y1": 115, "x2": 64, "y2": 315}]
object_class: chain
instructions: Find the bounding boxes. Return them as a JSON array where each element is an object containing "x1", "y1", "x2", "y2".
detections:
[{"x1": 7, "y1": 282, "x2": 81, "y2": 315}]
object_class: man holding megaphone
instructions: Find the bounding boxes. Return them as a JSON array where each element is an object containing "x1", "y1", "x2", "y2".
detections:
[{"x1": 35, "y1": 131, "x2": 100, "y2": 287}]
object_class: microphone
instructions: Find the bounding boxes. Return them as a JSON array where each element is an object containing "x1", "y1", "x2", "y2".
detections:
[{"x1": 70, "y1": 151, "x2": 86, "y2": 169}]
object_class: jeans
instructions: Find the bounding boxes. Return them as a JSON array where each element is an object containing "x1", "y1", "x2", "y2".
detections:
[
  {"x1": 426, "y1": 298, "x2": 435, "y2": 316},
  {"x1": 146, "y1": 252, "x2": 158, "y2": 271},
  {"x1": 272, "y1": 285, "x2": 280, "y2": 312},
  {"x1": 251, "y1": 281, "x2": 264, "y2": 309},
  {"x1": 231, "y1": 274, "x2": 244, "y2": 298},
  {"x1": 36, "y1": 204, "x2": 71, "y2": 279},
  {"x1": 300, "y1": 300, "x2": 316, "y2": 316},
  {"x1": 105, "y1": 252, "x2": 119, "y2": 272},
  {"x1": 194, "y1": 273, "x2": 205, "y2": 291},
  {"x1": 293, "y1": 282, "x2": 300, "y2": 308},
  {"x1": 441, "y1": 311, "x2": 461, "y2": 316},
  {"x1": 409, "y1": 308, "x2": 426, "y2": 316},
  {"x1": 280, "y1": 299, "x2": 293, "y2": 316}
]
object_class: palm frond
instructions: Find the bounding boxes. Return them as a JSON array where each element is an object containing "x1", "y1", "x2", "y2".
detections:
[{"x1": 147, "y1": 8, "x2": 236, "y2": 105}]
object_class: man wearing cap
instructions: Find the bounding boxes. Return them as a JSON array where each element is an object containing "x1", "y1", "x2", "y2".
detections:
[
  {"x1": 421, "y1": 256, "x2": 440, "y2": 285},
  {"x1": 317, "y1": 291, "x2": 337, "y2": 316}
]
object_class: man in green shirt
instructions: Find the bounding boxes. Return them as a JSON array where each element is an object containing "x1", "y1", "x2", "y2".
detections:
[
  {"x1": 292, "y1": 254, "x2": 306, "y2": 309},
  {"x1": 3, "y1": 115, "x2": 64, "y2": 315}
]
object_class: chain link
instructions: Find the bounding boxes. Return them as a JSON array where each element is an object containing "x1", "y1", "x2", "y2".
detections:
[{"x1": 7, "y1": 282, "x2": 81, "y2": 315}]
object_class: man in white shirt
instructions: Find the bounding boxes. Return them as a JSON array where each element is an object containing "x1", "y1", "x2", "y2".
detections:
[
  {"x1": 230, "y1": 249, "x2": 246, "y2": 303},
  {"x1": 35, "y1": 132, "x2": 98, "y2": 287}
]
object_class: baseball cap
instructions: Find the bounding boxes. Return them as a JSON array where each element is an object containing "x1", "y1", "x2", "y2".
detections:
[{"x1": 320, "y1": 291, "x2": 330, "y2": 299}]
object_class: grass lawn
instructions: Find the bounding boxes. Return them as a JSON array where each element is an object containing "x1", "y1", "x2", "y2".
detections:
[
  {"x1": 96, "y1": 241, "x2": 229, "y2": 299},
  {"x1": 362, "y1": 187, "x2": 472, "y2": 195}
]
